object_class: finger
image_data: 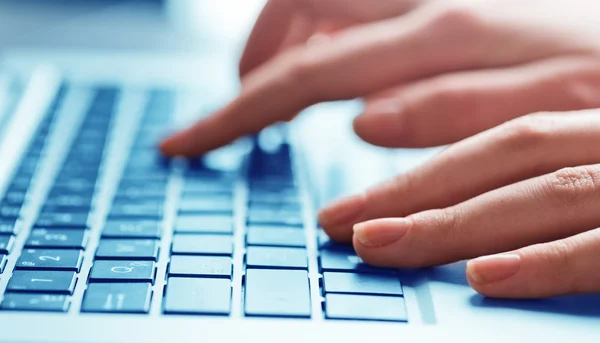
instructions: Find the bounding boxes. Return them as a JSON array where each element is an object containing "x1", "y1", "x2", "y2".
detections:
[
  {"x1": 320, "y1": 110, "x2": 600, "y2": 242},
  {"x1": 354, "y1": 56, "x2": 600, "y2": 148},
  {"x1": 239, "y1": 0, "x2": 423, "y2": 77},
  {"x1": 163, "y1": 5, "x2": 504, "y2": 156},
  {"x1": 352, "y1": 164, "x2": 600, "y2": 268},
  {"x1": 467, "y1": 229, "x2": 600, "y2": 298}
]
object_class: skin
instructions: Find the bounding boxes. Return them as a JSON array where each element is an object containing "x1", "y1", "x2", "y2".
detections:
[{"x1": 160, "y1": 0, "x2": 600, "y2": 298}]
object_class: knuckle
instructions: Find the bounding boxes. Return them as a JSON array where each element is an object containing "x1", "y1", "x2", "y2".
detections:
[
  {"x1": 526, "y1": 239, "x2": 579, "y2": 293},
  {"x1": 428, "y1": 4, "x2": 486, "y2": 33},
  {"x1": 543, "y1": 166, "x2": 600, "y2": 205},
  {"x1": 496, "y1": 114, "x2": 553, "y2": 152}
]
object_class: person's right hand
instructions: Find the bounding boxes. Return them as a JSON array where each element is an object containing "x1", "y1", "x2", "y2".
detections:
[{"x1": 161, "y1": 0, "x2": 600, "y2": 157}]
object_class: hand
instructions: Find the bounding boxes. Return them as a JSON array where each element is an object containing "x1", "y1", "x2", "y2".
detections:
[
  {"x1": 320, "y1": 110, "x2": 600, "y2": 298},
  {"x1": 161, "y1": 0, "x2": 600, "y2": 156}
]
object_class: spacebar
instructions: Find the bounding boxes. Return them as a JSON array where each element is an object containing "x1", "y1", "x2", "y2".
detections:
[{"x1": 245, "y1": 269, "x2": 311, "y2": 318}]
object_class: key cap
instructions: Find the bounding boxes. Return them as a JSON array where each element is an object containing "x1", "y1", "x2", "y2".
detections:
[
  {"x1": 109, "y1": 201, "x2": 163, "y2": 219},
  {"x1": 3, "y1": 191, "x2": 27, "y2": 205},
  {"x1": 0, "y1": 254, "x2": 7, "y2": 273},
  {"x1": 247, "y1": 209, "x2": 303, "y2": 227},
  {"x1": 245, "y1": 269, "x2": 311, "y2": 318},
  {"x1": 0, "y1": 218, "x2": 19, "y2": 235},
  {"x1": 246, "y1": 247, "x2": 307, "y2": 269},
  {"x1": 52, "y1": 180, "x2": 96, "y2": 193},
  {"x1": 246, "y1": 226, "x2": 305, "y2": 247},
  {"x1": 16, "y1": 249, "x2": 84, "y2": 271},
  {"x1": 178, "y1": 198, "x2": 233, "y2": 214},
  {"x1": 102, "y1": 220, "x2": 161, "y2": 239},
  {"x1": 169, "y1": 255, "x2": 232, "y2": 277},
  {"x1": 0, "y1": 235, "x2": 14, "y2": 254},
  {"x1": 325, "y1": 294, "x2": 407, "y2": 322},
  {"x1": 25, "y1": 228, "x2": 88, "y2": 249},
  {"x1": 7, "y1": 271, "x2": 77, "y2": 294},
  {"x1": 82, "y1": 283, "x2": 152, "y2": 313},
  {"x1": 36, "y1": 213, "x2": 89, "y2": 228},
  {"x1": 182, "y1": 180, "x2": 233, "y2": 195},
  {"x1": 171, "y1": 234, "x2": 232, "y2": 256},
  {"x1": 44, "y1": 194, "x2": 93, "y2": 208},
  {"x1": 320, "y1": 247, "x2": 395, "y2": 274},
  {"x1": 175, "y1": 215, "x2": 233, "y2": 234},
  {"x1": 1, "y1": 294, "x2": 70, "y2": 312},
  {"x1": 95, "y1": 239, "x2": 160, "y2": 260},
  {"x1": 164, "y1": 278, "x2": 231, "y2": 315},
  {"x1": 0, "y1": 205, "x2": 21, "y2": 218},
  {"x1": 89, "y1": 260, "x2": 155, "y2": 282},
  {"x1": 323, "y1": 272, "x2": 403, "y2": 296}
]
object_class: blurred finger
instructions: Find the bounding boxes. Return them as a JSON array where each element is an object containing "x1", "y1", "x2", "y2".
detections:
[
  {"x1": 354, "y1": 56, "x2": 600, "y2": 148},
  {"x1": 467, "y1": 229, "x2": 600, "y2": 298},
  {"x1": 352, "y1": 164, "x2": 600, "y2": 268},
  {"x1": 239, "y1": 0, "x2": 424, "y2": 76}
]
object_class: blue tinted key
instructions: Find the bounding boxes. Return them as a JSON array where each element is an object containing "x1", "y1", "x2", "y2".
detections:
[
  {"x1": 169, "y1": 255, "x2": 232, "y2": 277},
  {"x1": 25, "y1": 229, "x2": 88, "y2": 249},
  {"x1": 171, "y1": 235, "x2": 232, "y2": 256},
  {"x1": 164, "y1": 278, "x2": 231, "y2": 315},
  {"x1": 36, "y1": 213, "x2": 89, "y2": 228},
  {"x1": 247, "y1": 209, "x2": 303, "y2": 227},
  {"x1": 246, "y1": 226, "x2": 305, "y2": 247},
  {"x1": 179, "y1": 198, "x2": 233, "y2": 214},
  {"x1": 16, "y1": 249, "x2": 84, "y2": 271},
  {"x1": 175, "y1": 215, "x2": 233, "y2": 234},
  {"x1": 82, "y1": 283, "x2": 152, "y2": 313},
  {"x1": 325, "y1": 294, "x2": 407, "y2": 322},
  {"x1": 7, "y1": 271, "x2": 77, "y2": 294},
  {"x1": 0, "y1": 218, "x2": 19, "y2": 235},
  {"x1": 95, "y1": 239, "x2": 159, "y2": 260},
  {"x1": 109, "y1": 201, "x2": 163, "y2": 218},
  {"x1": 102, "y1": 220, "x2": 161, "y2": 239},
  {"x1": 89, "y1": 260, "x2": 155, "y2": 282},
  {"x1": 244, "y1": 269, "x2": 311, "y2": 318},
  {"x1": 246, "y1": 247, "x2": 307, "y2": 269},
  {"x1": 323, "y1": 272, "x2": 403, "y2": 296},
  {"x1": 0, "y1": 235, "x2": 14, "y2": 254},
  {"x1": 320, "y1": 247, "x2": 394, "y2": 274},
  {"x1": 1, "y1": 294, "x2": 70, "y2": 312}
]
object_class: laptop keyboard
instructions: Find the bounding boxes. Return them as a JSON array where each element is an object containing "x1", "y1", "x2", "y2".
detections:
[{"x1": 0, "y1": 84, "x2": 408, "y2": 322}]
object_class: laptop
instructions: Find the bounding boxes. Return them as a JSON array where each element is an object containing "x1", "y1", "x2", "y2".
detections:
[{"x1": 0, "y1": 2, "x2": 599, "y2": 343}]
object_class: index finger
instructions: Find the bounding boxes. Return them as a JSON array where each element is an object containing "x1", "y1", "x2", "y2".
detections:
[{"x1": 160, "y1": 5, "x2": 491, "y2": 157}]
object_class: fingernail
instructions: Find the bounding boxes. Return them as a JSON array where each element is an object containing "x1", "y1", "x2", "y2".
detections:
[
  {"x1": 353, "y1": 218, "x2": 410, "y2": 248},
  {"x1": 366, "y1": 100, "x2": 403, "y2": 117},
  {"x1": 318, "y1": 194, "x2": 366, "y2": 228},
  {"x1": 468, "y1": 254, "x2": 521, "y2": 285}
]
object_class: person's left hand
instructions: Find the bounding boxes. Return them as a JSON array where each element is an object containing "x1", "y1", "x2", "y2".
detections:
[{"x1": 318, "y1": 109, "x2": 600, "y2": 299}]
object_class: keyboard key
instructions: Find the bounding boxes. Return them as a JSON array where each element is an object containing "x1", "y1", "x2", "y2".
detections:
[
  {"x1": 109, "y1": 201, "x2": 162, "y2": 218},
  {"x1": 323, "y1": 272, "x2": 403, "y2": 296},
  {"x1": 102, "y1": 220, "x2": 161, "y2": 238},
  {"x1": 82, "y1": 283, "x2": 152, "y2": 313},
  {"x1": 320, "y1": 247, "x2": 395, "y2": 274},
  {"x1": 182, "y1": 180, "x2": 233, "y2": 195},
  {"x1": 169, "y1": 255, "x2": 232, "y2": 277},
  {"x1": 247, "y1": 226, "x2": 305, "y2": 247},
  {"x1": 7, "y1": 271, "x2": 77, "y2": 294},
  {"x1": 0, "y1": 235, "x2": 14, "y2": 254},
  {"x1": 25, "y1": 228, "x2": 88, "y2": 249},
  {"x1": 171, "y1": 234, "x2": 232, "y2": 256},
  {"x1": 1, "y1": 294, "x2": 70, "y2": 312},
  {"x1": 44, "y1": 194, "x2": 93, "y2": 208},
  {"x1": 89, "y1": 260, "x2": 155, "y2": 282},
  {"x1": 95, "y1": 239, "x2": 160, "y2": 260},
  {"x1": 246, "y1": 247, "x2": 307, "y2": 269},
  {"x1": 0, "y1": 218, "x2": 19, "y2": 235},
  {"x1": 36, "y1": 213, "x2": 89, "y2": 228},
  {"x1": 178, "y1": 198, "x2": 233, "y2": 214},
  {"x1": 247, "y1": 209, "x2": 303, "y2": 227},
  {"x1": 16, "y1": 249, "x2": 84, "y2": 271},
  {"x1": 0, "y1": 205, "x2": 21, "y2": 218},
  {"x1": 245, "y1": 269, "x2": 311, "y2": 318},
  {"x1": 325, "y1": 294, "x2": 407, "y2": 322},
  {"x1": 164, "y1": 278, "x2": 231, "y2": 315},
  {"x1": 175, "y1": 215, "x2": 233, "y2": 234},
  {"x1": 3, "y1": 191, "x2": 27, "y2": 205}
]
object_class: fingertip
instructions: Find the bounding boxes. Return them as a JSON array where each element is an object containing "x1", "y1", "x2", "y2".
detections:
[{"x1": 353, "y1": 106, "x2": 416, "y2": 148}]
